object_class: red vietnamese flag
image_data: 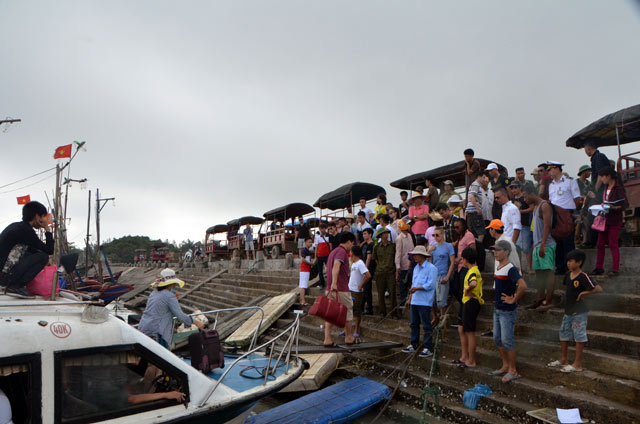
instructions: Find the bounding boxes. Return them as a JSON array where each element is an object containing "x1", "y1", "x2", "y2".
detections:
[
  {"x1": 17, "y1": 195, "x2": 31, "y2": 205},
  {"x1": 53, "y1": 144, "x2": 72, "y2": 159}
]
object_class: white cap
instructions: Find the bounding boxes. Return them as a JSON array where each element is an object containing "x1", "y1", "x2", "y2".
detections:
[
  {"x1": 546, "y1": 160, "x2": 564, "y2": 166},
  {"x1": 486, "y1": 163, "x2": 498, "y2": 171},
  {"x1": 448, "y1": 194, "x2": 463, "y2": 204}
]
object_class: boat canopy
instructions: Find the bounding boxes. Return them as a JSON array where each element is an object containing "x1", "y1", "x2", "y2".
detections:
[
  {"x1": 263, "y1": 203, "x2": 315, "y2": 221},
  {"x1": 566, "y1": 104, "x2": 640, "y2": 149},
  {"x1": 390, "y1": 159, "x2": 507, "y2": 190},
  {"x1": 206, "y1": 224, "x2": 229, "y2": 234},
  {"x1": 313, "y1": 182, "x2": 386, "y2": 210},
  {"x1": 227, "y1": 216, "x2": 265, "y2": 226}
]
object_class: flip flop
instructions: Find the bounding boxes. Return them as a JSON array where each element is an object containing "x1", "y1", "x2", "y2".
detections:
[
  {"x1": 452, "y1": 359, "x2": 463, "y2": 365},
  {"x1": 339, "y1": 331, "x2": 346, "y2": 336},
  {"x1": 560, "y1": 365, "x2": 583, "y2": 373},
  {"x1": 501, "y1": 373, "x2": 521, "y2": 383},
  {"x1": 489, "y1": 369, "x2": 507, "y2": 376},
  {"x1": 547, "y1": 360, "x2": 564, "y2": 368},
  {"x1": 353, "y1": 333, "x2": 360, "y2": 338},
  {"x1": 457, "y1": 363, "x2": 468, "y2": 369}
]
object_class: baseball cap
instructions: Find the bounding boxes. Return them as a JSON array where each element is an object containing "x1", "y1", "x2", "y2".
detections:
[
  {"x1": 485, "y1": 219, "x2": 504, "y2": 230},
  {"x1": 486, "y1": 163, "x2": 498, "y2": 171}
]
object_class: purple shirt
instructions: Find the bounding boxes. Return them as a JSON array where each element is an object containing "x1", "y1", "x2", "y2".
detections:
[{"x1": 327, "y1": 245, "x2": 350, "y2": 292}]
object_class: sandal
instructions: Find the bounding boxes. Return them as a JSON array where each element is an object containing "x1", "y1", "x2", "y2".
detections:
[
  {"x1": 560, "y1": 365, "x2": 583, "y2": 373},
  {"x1": 457, "y1": 363, "x2": 468, "y2": 369},
  {"x1": 501, "y1": 373, "x2": 521, "y2": 383},
  {"x1": 452, "y1": 359, "x2": 463, "y2": 365},
  {"x1": 547, "y1": 360, "x2": 563, "y2": 368},
  {"x1": 353, "y1": 333, "x2": 360, "y2": 338},
  {"x1": 489, "y1": 369, "x2": 507, "y2": 376}
]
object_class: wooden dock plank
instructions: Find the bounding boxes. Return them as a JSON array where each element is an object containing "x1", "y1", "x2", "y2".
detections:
[
  {"x1": 280, "y1": 353, "x2": 341, "y2": 393},
  {"x1": 225, "y1": 293, "x2": 297, "y2": 346}
]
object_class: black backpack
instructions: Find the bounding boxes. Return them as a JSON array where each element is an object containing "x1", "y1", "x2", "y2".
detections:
[{"x1": 189, "y1": 329, "x2": 224, "y2": 373}]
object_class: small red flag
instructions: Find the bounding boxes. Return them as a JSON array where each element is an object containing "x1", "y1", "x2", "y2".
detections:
[
  {"x1": 53, "y1": 144, "x2": 72, "y2": 159},
  {"x1": 17, "y1": 195, "x2": 31, "y2": 205}
]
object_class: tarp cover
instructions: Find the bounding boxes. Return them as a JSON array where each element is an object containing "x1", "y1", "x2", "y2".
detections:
[
  {"x1": 263, "y1": 202, "x2": 315, "y2": 220},
  {"x1": 390, "y1": 159, "x2": 507, "y2": 190},
  {"x1": 226, "y1": 216, "x2": 264, "y2": 226},
  {"x1": 206, "y1": 224, "x2": 228, "y2": 234},
  {"x1": 313, "y1": 182, "x2": 386, "y2": 210},
  {"x1": 566, "y1": 104, "x2": 640, "y2": 149},
  {"x1": 246, "y1": 376, "x2": 391, "y2": 424}
]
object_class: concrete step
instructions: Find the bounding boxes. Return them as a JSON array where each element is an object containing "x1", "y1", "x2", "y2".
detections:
[
  {"x1": 480, "y1": 272, "x2": 640, "y2": 295},
  {"x1": 224, "y1": 274, "x2": 299, "y2": 285},
  {"x1": 205, "y1": 281, "x2": 287, "y2": 299},
  {"x1": 287, "y1": 318, "x2": 640, "y2": 421},
  {"x1": 216, "y1": 278, "x2": 297, "y2": 293},
  {"x1": 181, "y1": 296, "x2": 240, "y2": 314},
  {"x1": 196, "y1": 285, "x2": 254, "y2": 305},
  {"x1": 187, "y1": 290, "x2": 247, "y2": 309}
]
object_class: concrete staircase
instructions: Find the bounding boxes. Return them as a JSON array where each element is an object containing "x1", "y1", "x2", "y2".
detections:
[{"x1": 282, "y1": 270, "x2": 640, "y2": 423}]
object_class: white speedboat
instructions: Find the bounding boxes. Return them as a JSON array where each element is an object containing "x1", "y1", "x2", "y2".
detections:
[{"x1": 0, "y1": 294, "x2": 305, "y2": 424}]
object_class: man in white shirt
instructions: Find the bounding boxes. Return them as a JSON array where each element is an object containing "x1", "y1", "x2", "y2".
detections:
[
  {"x1": 356, "y1": 211, "x2": 372, "y2": 233},
  {"x1": 547, "y1": 161, "x2": 581, "y2": 274},
  {"x1": 494, "y1": 188, "x2": 521, "y2": 244},
  {"x1": 358, "y1": 197, "x2": 374, "y2": 223}
]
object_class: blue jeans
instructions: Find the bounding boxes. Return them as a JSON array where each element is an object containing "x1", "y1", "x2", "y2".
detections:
[
  {"x1": 410, "y1": 304, "x2": 433, "y2": 350},
  {"x1": 493, "y1": 308, "x2": 517, "y2": 351}
]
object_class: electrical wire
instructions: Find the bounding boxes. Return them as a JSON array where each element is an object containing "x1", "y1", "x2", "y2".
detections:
[
  {"x1": 0, "y1": 166, "x2": 56, "y2": 190},
  {"x1": 0, "y1": 171, "x2": 56, "y2": 196}
]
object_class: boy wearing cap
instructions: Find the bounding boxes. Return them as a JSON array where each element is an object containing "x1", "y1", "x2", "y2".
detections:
[
  {"x1": 486, "y1": 219, "x2": 520, "y2": 271},
  {"x1": 402, "y1": 245, "x2": 437, "y2": 358},
  {"x1": 373, "y1": 228, "x2": 397, "y2": 317},
  {"x1": 491, "y1": 240, "x2": 527, "y2": 382}
]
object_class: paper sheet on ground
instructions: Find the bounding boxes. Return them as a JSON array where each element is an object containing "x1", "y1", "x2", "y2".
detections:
[{"x1": 556, "y1": 408, "x2": 583, "y2": 423}]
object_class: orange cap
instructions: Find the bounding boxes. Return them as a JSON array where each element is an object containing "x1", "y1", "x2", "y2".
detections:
[
  {"x1": 485, "y1": 219, "x2": 504, "y2": 230},
  {"x1": 398, "y1": 220, "x2": 409, "y2": 231}
]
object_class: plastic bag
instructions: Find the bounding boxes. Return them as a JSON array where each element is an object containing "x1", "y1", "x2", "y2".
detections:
[
  {"x1": 26, "y1": 265, "x2": 58, "y2": 297},
  {"x1": 462, "y1": 383, "x2": 492, "y2": 410}
]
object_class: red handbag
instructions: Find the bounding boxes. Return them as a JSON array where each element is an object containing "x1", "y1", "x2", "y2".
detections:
[{"x1": 309, "y1": 292, "x2": 347, "y2": 328}]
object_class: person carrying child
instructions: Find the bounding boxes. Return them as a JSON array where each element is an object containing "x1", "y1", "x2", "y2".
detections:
[
  {"x1": 348, "y1": 245, "x2": 371, "y2": 340},
  {"x1": 547, "y1": 249, "x2": 602, "y2": 373}
]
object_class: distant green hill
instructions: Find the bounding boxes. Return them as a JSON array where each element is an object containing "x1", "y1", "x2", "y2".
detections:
[{"x1": 101, "y1": 236, "x2": 200, "y2": 263}]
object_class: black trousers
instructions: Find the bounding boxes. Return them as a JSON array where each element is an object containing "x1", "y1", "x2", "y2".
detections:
[
  {"x1": 316, "y1": 256, "x2": 328, "y2": 287},
  {"x1": 1, "y1": 251, "x2": 48, "y2": 288},
  {"x1": 363, "y1": 270, "x2": 375, "y2": 314}
]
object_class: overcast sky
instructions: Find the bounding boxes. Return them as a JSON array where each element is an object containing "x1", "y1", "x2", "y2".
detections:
[{"x1": 1, "y1": 0, "x2": 639, "y2": 245}]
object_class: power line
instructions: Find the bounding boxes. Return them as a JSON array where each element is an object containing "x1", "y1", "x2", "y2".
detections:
[
  {"x1": 0, "y1": 166, "x2": 57, "y2": 190},
  {"x1": 0, "y1": 171, "x2": 56, "y2": 196}
]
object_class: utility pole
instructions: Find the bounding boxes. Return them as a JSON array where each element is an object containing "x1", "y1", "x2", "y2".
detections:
[
  {"x1": 85, "y1": 190, "x2": 92, "y2": 279},
  {"x1": 50, "y1": 164, "x2": 62, "y2": 300},
  {"x1": 95, "y1": 189, "x2": 115, "y2": 284}
]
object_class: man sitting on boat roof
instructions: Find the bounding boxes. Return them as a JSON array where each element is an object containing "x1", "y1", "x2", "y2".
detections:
[{"x1": 0, "y1": 201, "x2": 54, "y2": 299}]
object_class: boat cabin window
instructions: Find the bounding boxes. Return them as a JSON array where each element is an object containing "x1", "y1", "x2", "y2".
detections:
[
  {"x1": 55, "y1": 344, "x2": 189, "y2": 424},
  {"x1": 0, "y1": 353, "x2": 42, "y2": 424}
]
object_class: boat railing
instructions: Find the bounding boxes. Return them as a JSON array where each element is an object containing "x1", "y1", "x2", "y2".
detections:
[
  {"x1": 187, "y1": 306, "x2": 265, "y2": 351},
  {"x1": 197, "y1": 310, "x2": 302, "y2": 408}
]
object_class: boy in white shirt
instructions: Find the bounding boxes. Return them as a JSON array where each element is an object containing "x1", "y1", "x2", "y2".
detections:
[{"x1": 349, "y1": 245, "x2": 371, "y2": 339}]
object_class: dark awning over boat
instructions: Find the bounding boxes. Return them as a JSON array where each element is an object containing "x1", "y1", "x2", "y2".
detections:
[
  {"x1": 390, "y1": 159, "x2": 507, "y2": 190},
  {"x1": 313, "y1": 182, "x2": 386, "y2": 210},
  {"x1": 227, "y1": 216, "x2": 265, "y2": 226},
  {"x1": 263, "y1": 203, "x2": 315, "y2": 221},
  {"x1": 566, "y1": 104, "x2": 640, "y2": 149},
  {"x1": 206, "y1": 224, "x2": 228, "y2": 234}
]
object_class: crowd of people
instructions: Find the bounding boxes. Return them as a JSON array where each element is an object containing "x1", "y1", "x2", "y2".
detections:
[{"x1": 298, "y1": 144, "x2": 617, "y2": 380}]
